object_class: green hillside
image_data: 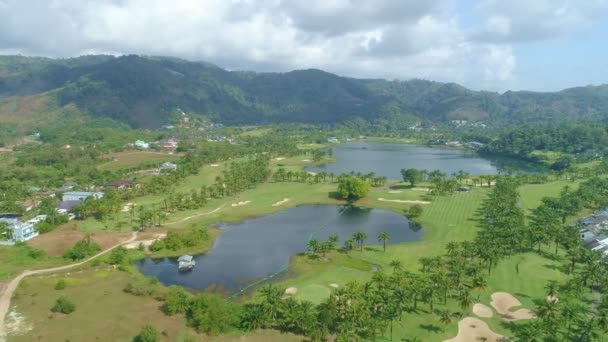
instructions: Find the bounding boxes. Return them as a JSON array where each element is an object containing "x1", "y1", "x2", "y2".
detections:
[{"x1": 0, "y1": 54, "x2": 607, "y2": 129}]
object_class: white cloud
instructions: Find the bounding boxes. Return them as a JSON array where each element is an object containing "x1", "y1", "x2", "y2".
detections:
[{"x1": 0, "y1": 0, "x2": 604, "y2": 90}]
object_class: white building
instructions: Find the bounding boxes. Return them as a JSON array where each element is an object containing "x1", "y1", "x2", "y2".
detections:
[
  {"x1": 63, "y1": 191, "x2": 104, "y2": 202},
  {"x1": 11, "y1": 222, "x2": 38, "y2": 242}
]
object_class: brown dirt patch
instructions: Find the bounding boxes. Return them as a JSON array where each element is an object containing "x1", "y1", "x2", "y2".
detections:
[
  {"x1": 443, "y1": 317, "x2": 509, "y2": 342},
  {"x1": 28, "y1": 224, "x2": 131, "y2": 256},
  {"x1": 490, "y1": 292, "x2": 536, "y2": 321},
  {"x1": 473, "y1": 303, "x2": 494, "y2": 318}
]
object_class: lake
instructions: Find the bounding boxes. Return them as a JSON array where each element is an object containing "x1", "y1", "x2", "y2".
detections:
[
  {"x1": 135, "y1": 204, "x2": 421, "y2": 292},
  {"x1": 305, "y1": 141, "x2": 544, "y2": 179}
]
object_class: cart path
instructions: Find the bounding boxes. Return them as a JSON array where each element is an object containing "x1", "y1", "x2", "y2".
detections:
[
  {"x1": 164, "y1": 204, "x2": 225, "y2": 225},
  {"x1": 0, "y1": 231, "x2": 138, "y2": 341}
]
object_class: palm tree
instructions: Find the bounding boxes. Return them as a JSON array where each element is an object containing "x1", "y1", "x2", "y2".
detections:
[
  {"x1": 344, "y1": 238, "x2": 355, "y2": 253},
  {"x1": 389, "y1": 260, "x2": 402, "y2": 273},
  {"x1": 457, "y1": 290, "x2": 472, "y2": 310},
  {"x1": 307, "y1": 238, "x2": 320, "y2": 254},
  {"x1": 353, "y1": 231, "x2": 367, "y2": 250},
  {"x1": 445, "y1": 241, "x2": 459, "y2": 256},
  {"x1": 328, "y1": 234, "x2": 339, "y2": 250},
  {"x1": 545, "y1": 280, "x2": 558, "y2": 300},
  {"x1": 378, "y1": 231, "x2": 391, "y2": 251},
  {"x1": 438, "y1": 309, "x2": 452, "y2": 327}
]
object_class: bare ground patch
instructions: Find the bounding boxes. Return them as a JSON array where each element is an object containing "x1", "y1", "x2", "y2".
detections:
[
  {"x1": 28, "y1": 224, "x2": 131, "y2": 256},
  {"x1": 272, "y1": 198, "x2": 290, "y2": 207},
  {"x1": 443, "y1": 317, "x2": 509, "y2": 342},
  {"x1": 490, "y1": 292, "x2": 536, "y2": 321}
]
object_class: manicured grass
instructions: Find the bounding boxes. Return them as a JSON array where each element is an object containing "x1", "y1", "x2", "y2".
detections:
[
  {"x1": 97, "y1": 151, "x2": 181, "y2": 171},
  {"x1": 519, "y1": 179, "x2": 580, "y2": 212}
]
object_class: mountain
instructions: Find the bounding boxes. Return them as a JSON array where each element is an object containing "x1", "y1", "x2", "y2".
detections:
[{"x1": 0, "y1": 54, "x2": 607, "y2": 129}]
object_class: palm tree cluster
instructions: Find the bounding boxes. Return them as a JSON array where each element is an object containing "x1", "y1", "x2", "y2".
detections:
[{"x1": 272, "y1": 168, "x2": 387, "y2": 187}]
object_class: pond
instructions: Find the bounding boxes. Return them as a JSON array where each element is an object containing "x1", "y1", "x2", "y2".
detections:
[
  {"x1": 305, "y1": 141, "x2": 545, "y2": 179},
  {"x1": 135, "y1": 204, "x2": 421, "y2": 292}
]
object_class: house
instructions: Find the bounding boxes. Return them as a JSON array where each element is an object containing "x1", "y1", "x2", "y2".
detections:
[
  {"x1": 327, "y1": 137, "x2": 339, "y2": 143},
  {"x1": 56, "y1": 201, "x2": 82, "y2": 213},
  {"x1": 457, "y1": 187, "x2": 470, "y2": 193},
  {"x1": 157, "y1": 162, "x2": 177, "y2": 173},
  {"x1": 135, "y1": 140, "x2": 150, "y2": 149},
  {"x1": 58, "y1": 182, "x2": 78, "y2": 192},
  {"x1": 579, "y1": 208, "x2": 608, "y2": 255},
  {"x1": 26, "y1": 215, "x2": 47, "y2": 225},
  {"x1": 5, "y1": 222, "x2": 38, "y2": 242},
  {"x1": 464, "y1": 142, "x2": 485, "y2": 150},
  {"x1": 16, "y1": 200, "x2": 41, "y2": 212},
  {"x1": 104, "y1": 180, "x2": 137, "y2": 190},
  {"x1": 0, "y1": 213, "x2": 20, "y2": 226},
  {"x1": 63, "y1": 191, "x2": 104, "y2": 202}
]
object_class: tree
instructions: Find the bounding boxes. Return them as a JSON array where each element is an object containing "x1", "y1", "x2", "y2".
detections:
[
  {"x1": 377, "y1": 231, "x2": 391, "y2": 252},
  {"x1": 51, "y1": 295, "x2": 76, "y2": 314},
  {"x1": 189, "y1": 293, "x2": 240, "y2": 335},
  {"x1": 401, "y1": 168, "x2": 422, "y2": 187},
  {"x1": 0, "y1": 221, "x2": 12, "y2": 241},
  {"x1": 162, "y1": 285, "x2": 191, "y2": 315},
  {"x1": 438, "y1": 309, "x2": 452, "y2": 327},
  {"x1": 135, "y1": 325, "x2": 160, "y2": 342},
  {"x1": 337, "y1": 177, "x2": 370, "y2": 202},
  {"x1": 108, "y1": 246, "x2": 128, "y2": 265},
  {"x1": 407, "y1": 204, "x2": 423, "y2": 218}
]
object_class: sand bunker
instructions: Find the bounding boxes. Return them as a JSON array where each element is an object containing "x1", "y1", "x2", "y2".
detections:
[
  {"x1": 121, "y1": 203, "x2": 135, "y2": 212},
  {"x1": 301, "y1": 159, "x2": 311, "y2": 162},
  {"x1": 388, "y1": 190, "x2": 402, "y2": 194},
  {"x1": 209, "y1": 164, "x2": 219, "y2": 167},
  {"x1": 272, "y1": 198, "x2": 290, "y2": 207},
  {"x1": 473, "y1": 303, "x2": 494, "y2": 318},
  {"x1": 412, "y1": 187, "x2": 431, "y2": 192},
  {"x1": 232, "y1": 201, "x2": 251, "y2": 207},
  {"x1": 491, "y1": 292, "x2": 535, "y2": 321},
  {"x1": 275, "y1": 157, "x2": 285, "y2": 161},
  {"x1": 444, "y1": 317, "x2": 508, "y2": 342},
  {"x1": 284, "y1": 287, "x2": 298, "y2": 296},
  {"x1": 377, "y1": 198, "x2": 431, "y2": 204},
  {"x1": 329, "y1": 284, "x2": 339, "y2": 288}
]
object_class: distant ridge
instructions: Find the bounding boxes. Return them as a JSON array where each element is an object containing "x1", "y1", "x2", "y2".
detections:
[{"x1": 0, "y1": 54, "x2": 606, "y2": 128}]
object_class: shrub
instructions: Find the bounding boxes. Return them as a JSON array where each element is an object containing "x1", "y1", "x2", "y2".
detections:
[
  {"x1": 407, "y1": 204, "x2": 424, "y2": 218},
  {"x1": 54, "y1": 279, "x2": 67, "y2": 290},
  {"x1": 134, "y1": 325, "x2": 160, "y2": 342},
  {"x1": 63, "y1": 240, "x2": 101, "y2": 260},
  {"x1": 162, "y1": 286, "x2": 191, "y2": 315},
  {"x1": 50, "y1": 296, "x2": 75, "y2": 314},
  {"x1": 108, "y1": 246, "x2": 127, "y2": 264}
]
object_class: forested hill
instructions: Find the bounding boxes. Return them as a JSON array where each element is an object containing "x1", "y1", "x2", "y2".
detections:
[{"x1": 1, "y1": 54, "x2": 607, "y2": 128}]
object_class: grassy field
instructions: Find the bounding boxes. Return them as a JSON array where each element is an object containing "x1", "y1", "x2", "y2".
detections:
[{"x1": 97, "y1": 151, "x2": 182, "y2": 171}]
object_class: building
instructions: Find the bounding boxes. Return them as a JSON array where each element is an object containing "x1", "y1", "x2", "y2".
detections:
[
  {"x1": 9, "y1": 222, "x2": 38, "y2": 242},
  {"x1": 16, "y1": 200, "x2": 40, "y2": 212},
  {"x1": 0, "y1": 213, "x2": 20, "y2": 226},
  {"x1": 135, "y1": 140, "x2": 150, "y2": 149},
  {"x1": 56, "y1": 201, "x2": 82, "y2": 213},
  {"x1": 327, "y1": 137, "x2": 339, "y2": 143},
  {"x1": 58, "y1": 182, "x2": 78, "y2": 192},
  {"x1": 464, "y1": 142, "x2": 485, "y2": 150},
  {"x1": 63, "y1": 191, "x2": 104, "y2": 202},
  {"x1": 157, "y1": 162, "x2": 177, "y2": 174},
  {"x1": 104, "y1": 180, "x2": 137, "y2": 190},
  {"x1": 579, "y1": 208, "x2": 608, "y2": 255}
]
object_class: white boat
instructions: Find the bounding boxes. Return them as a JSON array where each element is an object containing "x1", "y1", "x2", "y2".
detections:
[{"x1": 178, "y1": 255, "x2": 195, "y2": 270}]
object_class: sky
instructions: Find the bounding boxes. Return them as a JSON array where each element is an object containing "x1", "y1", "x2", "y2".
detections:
[{"x1": 0, "y1": 0, "x2": 606, "y2": 92}]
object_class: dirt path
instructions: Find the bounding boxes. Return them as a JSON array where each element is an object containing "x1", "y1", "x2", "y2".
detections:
[
  {"x1": 164, "y1": 205, "x2": 225, "y2": 226},
  {"x1": 0, "y1": 232, "x2": 138, "y2": 341}
]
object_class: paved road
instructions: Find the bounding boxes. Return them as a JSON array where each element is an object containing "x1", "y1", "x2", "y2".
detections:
[{"x1": 0, "y1": 232, "x2": 138, "y2": 341}]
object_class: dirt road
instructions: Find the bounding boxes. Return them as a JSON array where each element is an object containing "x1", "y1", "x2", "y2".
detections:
[{"x1": 0, "y1": 232, "x2": 138, "y2": 341}]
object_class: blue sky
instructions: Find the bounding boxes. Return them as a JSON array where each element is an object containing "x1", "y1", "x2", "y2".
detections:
[{"x1": 0, "y1": 0, "x2": 606, "y2": 92}]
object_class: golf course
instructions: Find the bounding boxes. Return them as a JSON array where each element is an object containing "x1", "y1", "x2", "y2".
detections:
[{"x1": 2, "y1": 141, "x2": 604, "y2": 342}]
